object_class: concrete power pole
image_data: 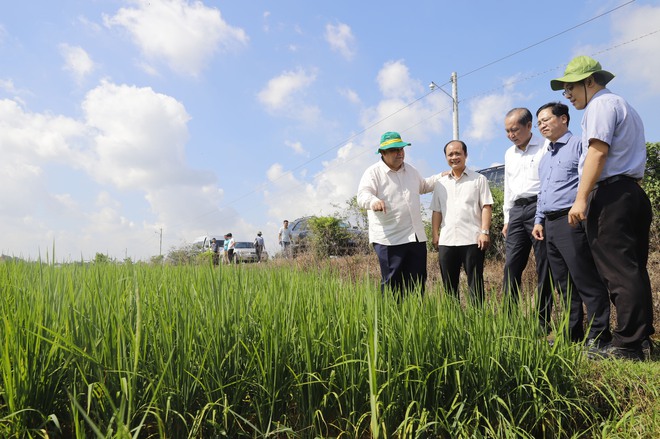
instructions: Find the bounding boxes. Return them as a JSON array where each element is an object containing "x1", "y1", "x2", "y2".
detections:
[
  {"x1": 429, "y1": 72, "x2": 460, "y2": 140},
  {"x1": 451, "y1": 72, "x2": 459, "y2": 140}
]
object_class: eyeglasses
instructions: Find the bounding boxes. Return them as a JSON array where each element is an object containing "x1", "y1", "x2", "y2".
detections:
[
  {"x1": 562, "y1": 82, "x2": 581, "y2": 97},
  {"x1": 537, "y1": 115, "x2": 556, "y2": 127}
]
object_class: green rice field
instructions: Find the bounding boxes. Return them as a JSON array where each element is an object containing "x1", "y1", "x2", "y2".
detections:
[{"x1": 0, "y1": 260, "x2": 658, "y2": 438}]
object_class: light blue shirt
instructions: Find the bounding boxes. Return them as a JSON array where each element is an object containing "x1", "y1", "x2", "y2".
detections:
[
  {"x1": 535, "y1": 131, "x2": 580, "y2": 224},
  {"x1": 579, "y1": 88, "x2": 646, "y2": 180}
]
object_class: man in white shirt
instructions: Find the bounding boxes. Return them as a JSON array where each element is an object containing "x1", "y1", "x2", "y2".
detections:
[
  {"x1": 357, "y1": 131, "x2": 438, "y2": 298},
  {"x1": 278, "y1": 220, "x2": 292, "y2": 258},
  {"x1": 431, "y1": 140, "x2": 493, "y2": 304},
  {"x1": 502, "y1": 108, "x2": 553, "y2": 332}
]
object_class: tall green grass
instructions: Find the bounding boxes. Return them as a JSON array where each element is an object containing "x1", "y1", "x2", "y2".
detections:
[{"x1": 0, "y1": 260, "x2": 631, "y2": 437}]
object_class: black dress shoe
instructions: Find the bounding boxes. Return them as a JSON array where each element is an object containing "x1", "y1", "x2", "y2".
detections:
[
  {"x1": 590, "y1": 345, "x2": 644, "y2": 361},
  {"x1": 641, "y1": 338, "x2": 654, "y2": 362}
]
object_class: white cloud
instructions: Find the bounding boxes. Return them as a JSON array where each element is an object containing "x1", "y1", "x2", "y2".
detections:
[
  {"x1": 605, "y1": 4, "x2": 660, "y2": 94},
  {"x1": 360, "y1": 62, "x2": 447, "y2": 145},
  {"x1": 59, "y1": 44, "x2": 95, "y2": 82},
  {"x1": 339, "y1": 87, "x2": 361, "y2": 104},
  {"x1": 0, "y1": 81, "x2": 243, "y2": 261},
  {"x1": 258, "y1": 68, "x2": 316, "y2": 109},
  {"x1": 263, "y1": 11, "x2": 271, "y2": 32},
  {"x1": 376, "y1": 60, "x2": 420, "y2": 100},
  {"x1": 325, "y1": 22, "x2": 356, "y2": 60},
  {"x1": 104, "y1": 0, "x2": 249, "y2": 76},
  {"x1": 257, "y1": 68, "x2": 320, "y2": 121},
  {"x1": 0, "y1": 79, "x2": 17, "y2": 94},
  {"x1": 465, "y1": 93, "x2": 516, "y2": 142},
  {"x1": 285, "y1": 140, "x2": 307, "y2": 156}
]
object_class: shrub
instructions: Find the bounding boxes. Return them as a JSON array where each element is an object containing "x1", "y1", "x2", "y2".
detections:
[
  {"x1": 643, "y1": 142, "x2": 660, "y2": 251},
  {"x1": 308, "y1": 216, "x2": 352, "y2": 258}
]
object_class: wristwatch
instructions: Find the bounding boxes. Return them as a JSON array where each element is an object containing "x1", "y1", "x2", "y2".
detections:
[{"x1": 480, "y1": 229, "x2": 490, "y2": 235}]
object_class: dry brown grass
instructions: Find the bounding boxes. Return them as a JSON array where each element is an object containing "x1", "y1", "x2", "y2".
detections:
[{"x1": 268, "y1": 249, "x2": 660, "y2": 341}]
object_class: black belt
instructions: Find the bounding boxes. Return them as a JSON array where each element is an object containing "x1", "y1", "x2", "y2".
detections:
[
  {"x1": 595, "y1": 174, "x2": 638, "y2": 189},
  {"x1": 544, "y1": 207, "x2": 570, "y2": 221},
  {"x1": 514, "y1": 195, "x2": 538, "y2": 207}
]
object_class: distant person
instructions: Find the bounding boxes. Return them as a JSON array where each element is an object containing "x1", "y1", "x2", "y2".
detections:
[
  {"x1": 278, "y1": 220, "x2": 292, "y2": 258},
  {"x1": 551, "y1": 56, "x2": 654, "y2": 360},
  {"x1": 222, "y1": 234, "x2": 230, "y2": 264},
  {"x1": 502, "y1": 108, "x2": 553, "y2": 333},
  {"x1": 210, "y1": 237, "x2": 220, "y2": 266},
  {"x1": 357, "y1": 131, "x2": 439, "y2": 299},
  {"x1": 531, "y1": 102, "x2": 610, "y2": 345},
  {"x1": 226, "y1": 233, "x2": 236, "y2": 264},
  {"x1": 430, "y1": 140, "x2": 493, "y2": 304},
  {"x1": 254, "y1": 231, "x2": 265, "y2": 262}
]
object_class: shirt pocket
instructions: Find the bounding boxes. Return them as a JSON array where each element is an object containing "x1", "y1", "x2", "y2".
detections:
[{"x1": 554, "y1": 159, "x2": 579, "y2": 183}]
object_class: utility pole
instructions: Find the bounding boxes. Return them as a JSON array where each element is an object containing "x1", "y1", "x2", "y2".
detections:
[
  {"x1": 429, "y1": 71, "x2": 460, "y2": 140},
  {"x1": 156, "y1": 228, "x2": 162, "y2": 256},
  {"x1": 450, "y1": 72, "x2": 459, "y2": 140}
]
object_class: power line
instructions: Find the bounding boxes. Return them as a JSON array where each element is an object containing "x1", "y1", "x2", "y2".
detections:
[{"x1": 460, "y1": 0, "x2": 637, "y2": 79}]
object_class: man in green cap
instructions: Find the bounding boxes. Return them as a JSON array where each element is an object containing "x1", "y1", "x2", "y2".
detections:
[
  {"x1": 551, "y1": 55, "x2": 654, "y2": 360},
  {"x1": 357, "y1": 131, "x2": 439, "y2": 299}
]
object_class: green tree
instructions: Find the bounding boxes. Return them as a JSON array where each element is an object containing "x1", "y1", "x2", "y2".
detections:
[
  {"x1": 93, "y1": 252, "x2": 111, "y2": 264},
  {"x1": 340, "y1": 195, "x2": 368, "y2": 230}
]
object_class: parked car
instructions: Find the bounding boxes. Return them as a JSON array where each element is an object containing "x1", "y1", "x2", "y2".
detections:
[
  {"x1": 288, "y1": 216, "x2": 367, "y2": 256},
  {"x1": 233, "y1": 241, "x2": 269, "y2": 263},
  {"x1": 191, "y1": 235, "x2": 224, "y2": 252}
]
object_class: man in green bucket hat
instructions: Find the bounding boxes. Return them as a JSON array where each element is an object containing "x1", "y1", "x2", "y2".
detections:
[
  {"x1": 357, "y1": 131, "x2": 440, "y2": 299},
  {"x1": 551, "y1": 55, "x2": 654, "y2": 361}
]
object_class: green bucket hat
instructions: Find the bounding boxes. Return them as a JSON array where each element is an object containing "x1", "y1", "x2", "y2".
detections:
[
  {"x1": 377, "y1": 131, "x2": 410, "y2": 154},
  {"x1": 550, "y1": 56, "x2": 615, "y2": 91}
]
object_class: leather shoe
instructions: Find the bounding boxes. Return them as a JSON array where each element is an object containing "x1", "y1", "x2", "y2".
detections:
[{"x1": 589, "y1": 344, "x2": 644, "y2": 361}]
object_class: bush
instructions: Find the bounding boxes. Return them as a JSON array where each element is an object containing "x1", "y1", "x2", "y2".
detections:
[
  {"x1": 308, "y1": 216, "x2": 352, "y2": 258},
  {"x1": 642, "y1": 142, "x2": 660, "y2": 251},
  {"x1": 487, "y1": 186, "x2": 505, "y2": 261}
]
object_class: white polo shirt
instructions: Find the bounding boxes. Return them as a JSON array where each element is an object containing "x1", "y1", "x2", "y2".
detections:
[
  {"x1": 357, "y1": 160, "x2": 439, "y2": 245},
  {"x1": 430, "y1": 169, "x2": 493, "y2": 246}
]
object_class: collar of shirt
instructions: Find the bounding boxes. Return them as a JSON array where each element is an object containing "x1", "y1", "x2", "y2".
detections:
[
  {"x1": 548, "y1": 131, "x2": 572, "y2": 153},
  {"x1": 447, "y1": 168, "x2": 469, "y2": 181}
]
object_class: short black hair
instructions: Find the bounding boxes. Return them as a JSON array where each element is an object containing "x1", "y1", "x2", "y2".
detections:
[
  {"x1": 536, "y1": 102, "x2": 570, "y2": 127},
  {"x1": 506, "y1": 108, "x2": 533, "y2": 126},
  {"x1": 443, "y1": 140, "x2": 468, "y2": 155}
]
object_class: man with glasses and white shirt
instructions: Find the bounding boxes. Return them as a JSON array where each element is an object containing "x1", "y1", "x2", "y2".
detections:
[
  {"x1": 551, "y1": 56, "x2": 654, "y2": 361},
  {"x1": 502, "y1": 108, "x2": 553, "y2": 334}
]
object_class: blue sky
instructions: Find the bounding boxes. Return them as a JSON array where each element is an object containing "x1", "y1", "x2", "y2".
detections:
[{"x1": 1, "y1": 0, "x2": 659, "y2": 261}]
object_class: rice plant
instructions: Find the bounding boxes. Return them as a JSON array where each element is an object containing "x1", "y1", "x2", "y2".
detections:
[{"x1": 0, "y1": 259, "x2": 635, "y2": 437}]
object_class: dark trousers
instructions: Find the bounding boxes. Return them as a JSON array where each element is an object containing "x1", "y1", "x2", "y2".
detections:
[
  {"x1": 438, "y1": 244, "x2": 485, "y2": 304},
  {"x1": 545, "y1": 214, "x2": 610, "y2": 342},
  {"x1": 587, "y1": 179, "x2": 654, "y2": 348},
  {"x1": 503, "y1": 202, "x2": 553, "y2": 330},
  {"x1": 373, "y1": 241, "x2": 427, "y2": 299}
]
